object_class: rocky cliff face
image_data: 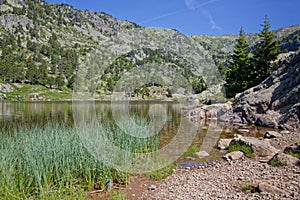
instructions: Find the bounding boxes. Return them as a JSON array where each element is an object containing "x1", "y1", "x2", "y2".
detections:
[{"x1": 233, "y1": 52, "x2": 300, "y2": 130}]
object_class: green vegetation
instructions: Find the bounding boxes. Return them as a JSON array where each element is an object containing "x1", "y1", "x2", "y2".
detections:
[
  {"x1": 110, "y1": 190, "x2": 127, "y2": 200},
  {"x1": 224, "y1": 27, "x2": 250, "y2": 98},
  {"x1": 146, "y1": 163, "x2": 177, "y2": 180},
  {"x1": 250, "y1": 16, "x2": 279, "y2": 86},
  {"x1": 5, "y1": 84, "x2": 72, "y2": 101},
  {"x1": 268, "y1": 159, "x2": 287, "y2": 167},
  {"x1": 0, "y1": 119, "x2": 158, "y2": 199},
  {"x1": 183, "y1": 145, "x2": 199, "y2": 157},
  {"x1": 228, "y1": 141, "x2": 254, "y2": 158},
  {"x1": 241, "y1": 184, "x2": 255, "y2": 192},
  {"x1": 223, "y1": 16, "x2": 279, "y2": 98}
]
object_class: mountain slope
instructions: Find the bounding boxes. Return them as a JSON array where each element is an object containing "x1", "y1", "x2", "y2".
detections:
[{"x1": 0, "y1": 0, "x2": 299, "y2": 100}]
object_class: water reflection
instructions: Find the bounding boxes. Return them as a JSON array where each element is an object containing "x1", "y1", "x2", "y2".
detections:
[{"x1": 0, "y1": 101, "x2": 275, "y2": 163}]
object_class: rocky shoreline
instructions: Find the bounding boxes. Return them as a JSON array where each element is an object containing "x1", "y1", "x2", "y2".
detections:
[{"x1": 140, "y1": 130, "x2": 300, "y2": 200}]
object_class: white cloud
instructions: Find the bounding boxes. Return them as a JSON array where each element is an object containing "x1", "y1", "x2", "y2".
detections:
[
  {"x1": 209, "y1": 15, "x2": 222, "y2": 31},
  {"x1": 185, "y1": 0, "x2": 197, "y2": 10}
]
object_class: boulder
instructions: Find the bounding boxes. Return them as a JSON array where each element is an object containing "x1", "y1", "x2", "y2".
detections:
[
  {"x1": 217, "y1": 139, "x2": 232, "y2": 150},
  {"x1": 269, "y1": 153, "x2": 299, "y2": 166},
  {"x1": 232, "y1": 136, "x2": 279, "y2": 160},
  {"x1": 263, "y1": 131, "x2": 283, "y2": 139},
  {"x1": 257, "y1": 182, "x2": 285, "y2": 195},
  {"x1": 196, "y1": 151, "x2": 210, "y2": 158},
  {"x1": 222, "y1": 151, "x2": 244, "y2": 161},
  {"x1": 284, "y1": 143, "x2": 300, "y2": 155}
]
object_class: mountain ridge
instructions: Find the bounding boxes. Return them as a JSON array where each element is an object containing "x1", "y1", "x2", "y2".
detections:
[{"x1": 0, "y1": 0, "x2": 299, "y2": 100}]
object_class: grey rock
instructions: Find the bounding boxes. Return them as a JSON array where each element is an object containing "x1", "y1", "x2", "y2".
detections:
[
  {"x1": 223, "y1": 151, "x2": 244, "y2": 161},
  {"x1": 280, "y1": 130, "x2": 291, "y2": 135},
  {"x1": 284, "y1": 143, "x2": 300, "y2": 155},
  {"x1": 232, "y1": 136, "x2": 280, "y2": 160},
  {"x1": 257, "y1": 182, "x2": 285, "y2": 195},
  {"x1": 148, "y1": 185, "x2": 156, "y2": 191},
  {"x1": 263, "y1": 131, "x2": 283, "y2": 139},
  {"x1": 196, "y1": 151, "x2": 210, "y2": 158},
  {"x1": 237, "y1": 129, "x2": 250, "y2": 134},
  {"x1": 269, "y1": 153, "x2": 299, "y2": 166},
  {"x1": 217, "y1": 139, "x2": 232, "y2": 150},
  {"x1": 232, "y1": 52, "x2": 300, "y2": 130}
]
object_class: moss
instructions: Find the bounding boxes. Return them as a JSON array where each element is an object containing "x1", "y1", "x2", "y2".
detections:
[{"x1": 228, "y1": 141, "x2": 254, "y2": 158}]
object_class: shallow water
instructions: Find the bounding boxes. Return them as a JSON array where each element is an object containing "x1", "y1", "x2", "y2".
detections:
[{"x1": 0, "y1": 101, "x2": 275, "y2": 162}]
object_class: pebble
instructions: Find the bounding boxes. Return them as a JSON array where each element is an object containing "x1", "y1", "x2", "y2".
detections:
[{"x1": 141, "y1": 131, "x2": 300, "y2": 200}]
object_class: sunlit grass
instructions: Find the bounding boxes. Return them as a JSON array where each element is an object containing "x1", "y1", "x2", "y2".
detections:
[{"x1": 0, "y1": 118, "x2": 158, "y2": 199}]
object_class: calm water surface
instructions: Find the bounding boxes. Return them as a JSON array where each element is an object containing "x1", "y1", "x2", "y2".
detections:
[{"x1": 0, "y1": 101, "x2": 273, "y2": 162}]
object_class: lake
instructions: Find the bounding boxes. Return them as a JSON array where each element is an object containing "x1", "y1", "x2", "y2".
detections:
[{"x1": 0, "y1": 101, "x2": 271, "y2": 163}]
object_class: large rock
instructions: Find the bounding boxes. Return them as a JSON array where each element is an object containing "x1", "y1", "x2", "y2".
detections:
[
  {"x1": 217, "y1": 139, "x2": 232, "y2": 150},
  {"x1": 257, "y1": 182, "x2": 285, "y2": 195},
  {"x1": 184, "y1": 103, "x2": 232, "y2": 120},
  {"x1": 0, "y1": 83, "x2": 14, "y2": 93},
  {"x1": 232, "y1": 136, "x2": 279, "y2": 160},
  {"x1": 232, "y1": 52, "x2": 300, "y2": 130},
  {"x1": 269, "y1": 153, "x2": 299, "y2": 166},
  {"x1": 263, "y1": 131, "x2": 283, "y2": 139},
  {"x1": 223, "y1": 151, "x2": 244, "y2": 161},
  {"x1": 284, "y1": 143, "x2": 300, "y2": 155}
]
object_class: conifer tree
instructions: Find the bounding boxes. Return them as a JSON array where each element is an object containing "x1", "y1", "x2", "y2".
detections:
[
  {"x1": 250, "y1": 16, "x2": 279, "y2": 86},
  {"x1": 225, "y1": 27, "x2": 250, "y2": 98}
]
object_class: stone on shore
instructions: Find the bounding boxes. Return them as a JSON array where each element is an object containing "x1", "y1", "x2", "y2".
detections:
[
  {"x1": 223, "y1": 151, "x2": 244, "y2": 161},
  {"x1": 269, "y1": 153, "x2": 299, "y2": 166},
  {"x1": 217, "y1": 139, "x2": 232, "y2": 150},
  {"x1": 232, "y1": 136, "x2": 279, "y2": 160},
  {"x1": 263, "y1": 131, "x2": 283, "y2": 139},
  {"x1": 257, "y1": 182, "x2": 285, "y2": 195}
]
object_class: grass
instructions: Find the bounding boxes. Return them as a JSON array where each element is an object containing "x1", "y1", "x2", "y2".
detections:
[
  {"x1": 286, "y1": 152, "x2": 300, "y2": 159},
  {"x1": 228, "y1": 141, "x2": 254, "y2": 158},
  {"x1": 241, "y1": 184, "x2": 255, "y2": 192},
  {"x1": 183, "y1": 145, "x2": 198, "y2": 157},
  {"x1": 110, "y1": 190, "x2": 127, "y2": 200},
  {"x1": 268, "y1": 159, "x2": 287, "y2": 167},
  {"x1": 5, "y1": 84, "x2": 72, "y2": 101},
  {"x1": 146, "y1": 163, "x2": 177, "y2": 180},
  {"x1": 0, "y1": 118, "x2": 158, "y2": 199}
]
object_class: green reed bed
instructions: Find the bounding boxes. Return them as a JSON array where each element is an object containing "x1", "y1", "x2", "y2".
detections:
[{"x1": 0, "y1": 118, "x2": 158, "y2": 199}]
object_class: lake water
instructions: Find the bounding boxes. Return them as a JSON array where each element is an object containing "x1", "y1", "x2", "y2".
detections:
[{"x1": 0, "y1": 101, "x2": 271, "y2": 163}]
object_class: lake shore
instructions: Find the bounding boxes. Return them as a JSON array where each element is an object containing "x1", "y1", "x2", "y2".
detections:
[{"x1": 138, "y1": 130, "x2": 300, "y2": 200}]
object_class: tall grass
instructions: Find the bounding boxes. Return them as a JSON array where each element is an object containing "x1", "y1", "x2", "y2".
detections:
[{"x1": 0, "y1": 118, "x2": 158, "y2": 199}]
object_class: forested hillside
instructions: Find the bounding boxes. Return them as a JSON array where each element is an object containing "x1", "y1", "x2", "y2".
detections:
[{"x1": 0, "y1": 0, "x2": 299, "y2": 100}]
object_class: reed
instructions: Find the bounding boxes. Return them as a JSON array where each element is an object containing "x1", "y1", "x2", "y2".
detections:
[{"x1": 0, "y1": 118, "x2": 158, "y2": 199}]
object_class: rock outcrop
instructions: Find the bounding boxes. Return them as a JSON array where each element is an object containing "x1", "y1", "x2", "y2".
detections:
[{"x1": 232, "y1": 52, "x2": 300, "y2": 130}]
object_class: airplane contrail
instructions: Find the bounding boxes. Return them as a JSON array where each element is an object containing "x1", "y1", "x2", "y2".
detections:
[{"x1": 139, "y1": 0, "x2": 220, "y2": 25}]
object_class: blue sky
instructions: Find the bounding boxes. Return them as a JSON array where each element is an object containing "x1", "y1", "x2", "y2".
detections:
[{"x1": 45, "y1": 0, "x2": 300, "y2": 36}]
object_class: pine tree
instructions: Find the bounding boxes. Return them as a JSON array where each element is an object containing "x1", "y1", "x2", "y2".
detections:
[
  {"x1": 225, "y1": 27, "x2": 250, "y2": 98},
  {"x1": 251, "y1": 16, "x2": 279, "y2": 86}
]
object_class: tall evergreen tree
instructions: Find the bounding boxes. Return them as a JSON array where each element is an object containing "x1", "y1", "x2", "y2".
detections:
[
  {"x1": 251, "y1": 16, "x2": 279, "y2": 86},
  {"x1": 225, "y1": 27, "x2": 250, "y2": 98}
]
